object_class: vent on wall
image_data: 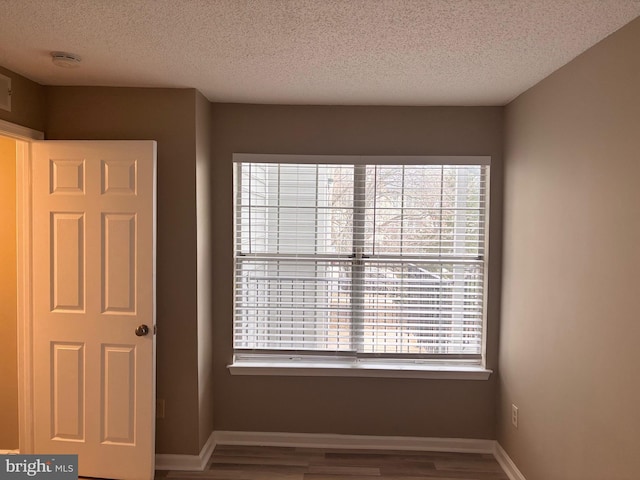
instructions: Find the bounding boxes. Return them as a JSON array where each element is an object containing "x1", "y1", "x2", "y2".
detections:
[{"x1": 0, "y1": 73, "x2": 11, "y2": 112}]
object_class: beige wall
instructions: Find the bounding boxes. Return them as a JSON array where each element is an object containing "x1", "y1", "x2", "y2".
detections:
[
  {"x1": 0, "y1": 136, "x2": 18, "y2": 449},
  {"x1": 211, "y1": 104, "x2": 503, "y2": 438},
  {"x1": 499, "y1": 17, "x2": 640, "y2": 480},
  {"x1": 45, "y1": 87, "x2": 205, "y2": 455},
  {"x1": 196, "y1": 91, "x2": 215, "y2": 450},
  {"x1": 0, "y1": 66, "x2": 43, "y2": 450},
  {"x1": 0, "y1": 66, "x2": 45, "y2": 131}
]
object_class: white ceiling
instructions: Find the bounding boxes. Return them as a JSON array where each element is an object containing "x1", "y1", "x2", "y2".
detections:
[{"x1": 0, "y1": 0, "x2": 639, "y2": 105}]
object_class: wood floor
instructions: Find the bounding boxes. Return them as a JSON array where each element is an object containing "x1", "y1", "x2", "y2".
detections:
[{"x1": 157, "y1": 445, "x2": 509, "y2": 480}]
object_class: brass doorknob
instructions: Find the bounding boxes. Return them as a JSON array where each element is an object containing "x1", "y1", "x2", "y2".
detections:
[{"x1": 135, "y1": 324, "x2": 150, "y2": 336}]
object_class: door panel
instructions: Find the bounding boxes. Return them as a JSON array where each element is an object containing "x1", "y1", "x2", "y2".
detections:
[
  {"x1": 101, "y1": 344, "x2": 136, "y2": 444},
  {"x1": 50, "y1": 212, "x2": 85, "y2": 311},
  {"x1": 102, "y1": 213, "x2": 137, "y2": 314},
  {"x1": 102, "y1": 159, "x2": 137, "y2": 195},
  {"x1": 32, "y1": 141, "x2": 156, "y2": 480},
  {"x1": 50, "y1": 159, "x2": 84, "y2": 194},
  {"x1": 51, "y1": 342, "x2": 84, "y2": 441}
]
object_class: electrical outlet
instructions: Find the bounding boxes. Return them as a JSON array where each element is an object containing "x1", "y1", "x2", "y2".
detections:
[
  {"x1": 511, "y1": 404, "x2": 519, "y2": 428},
  {"x1": 156, "y1": 399, "x2": 165, "y2": 419}
]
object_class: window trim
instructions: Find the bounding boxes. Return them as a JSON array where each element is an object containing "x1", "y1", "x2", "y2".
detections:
[
  {"x1": 231, "y1": 154, "x2": 492, "y2": 377},
  {"x1": 233, "y1": 153, "x2": 491, "y2": 166},
  {"x1": 228, "y1": 354, "x2": 492, "y2": 380}
]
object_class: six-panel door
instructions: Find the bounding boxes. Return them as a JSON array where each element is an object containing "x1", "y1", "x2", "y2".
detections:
[{"x1": 32, "y1": 141, "x2": 156, "y2": 480}]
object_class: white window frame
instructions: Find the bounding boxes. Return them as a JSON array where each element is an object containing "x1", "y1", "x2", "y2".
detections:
[{"x1": 229, "y1": 154, "x2": 492, "y2": 380}]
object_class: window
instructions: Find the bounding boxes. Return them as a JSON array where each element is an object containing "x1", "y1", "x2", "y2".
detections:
[{"x1": 232, "y1": 155, "x2": 490, "y2": 378}]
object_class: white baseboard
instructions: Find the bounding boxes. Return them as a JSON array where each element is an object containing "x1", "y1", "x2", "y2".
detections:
[
  {"x1": 155, "y1": 430, "x2": 216, "y2": 471},
  {"x1": 214, "y1": 430, "x2": 495, "y2": 454},
  {"x1": 494, "y1": 443, "x2": 527, "y2": 480}
]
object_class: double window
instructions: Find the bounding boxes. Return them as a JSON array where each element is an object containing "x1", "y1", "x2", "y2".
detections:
[{"x1": 233, "y1": 155, "x2": 490, "y2": 371}]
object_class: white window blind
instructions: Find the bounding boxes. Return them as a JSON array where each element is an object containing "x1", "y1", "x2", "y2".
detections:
[{"x1": 234, "y1": 156, "x2": 489, "y2": 364}]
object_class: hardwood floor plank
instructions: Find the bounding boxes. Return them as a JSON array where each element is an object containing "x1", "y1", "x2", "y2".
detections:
[
  {"x1": 168, "y1": 470, "x2": 304, "y2": 480},
  {"x1": 381, "y1": 462, "x2": 507, "y2": 479},
  {"x1": 318, "y1": 453, "x2": 437, "y2": 468},
  {"x1": 210, "y1": 454, "x2": 310, "y2": 467},
  {"x1": 206, "y1": 463, "x2": 309, "y2": 474},
  {"x1": 433, "y1": 460, "x2": 505, "y2": 473},
  {"x1": 306, "y1": 465, "x2": 380, "y2": 476},
  {"x1": 304, "y1": 476, "x2": 481, "y2": 480}
]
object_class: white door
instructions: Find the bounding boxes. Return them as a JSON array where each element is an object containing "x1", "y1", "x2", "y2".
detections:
[{"x1": 31, "y1": 141, "x2": 157, "y2": 480}]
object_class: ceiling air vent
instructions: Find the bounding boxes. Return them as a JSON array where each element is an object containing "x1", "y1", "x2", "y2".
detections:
[{"x1": 0, "y1": 73, "x2": 10, "y2": 112}]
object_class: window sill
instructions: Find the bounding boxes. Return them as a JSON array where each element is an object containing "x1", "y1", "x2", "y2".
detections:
[{"x1": 228, "y1": 359, "x2": 492, "y2": 380}]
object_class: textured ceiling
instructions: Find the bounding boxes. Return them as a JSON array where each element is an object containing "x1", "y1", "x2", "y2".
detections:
[{"x1": 0, "y1": 0, "x2": 639, "y2": 105}]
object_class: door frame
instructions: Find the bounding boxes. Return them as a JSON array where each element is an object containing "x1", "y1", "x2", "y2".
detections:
[{"x1": 0, "y1": 118, "x2": 44, "y2": 453}]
